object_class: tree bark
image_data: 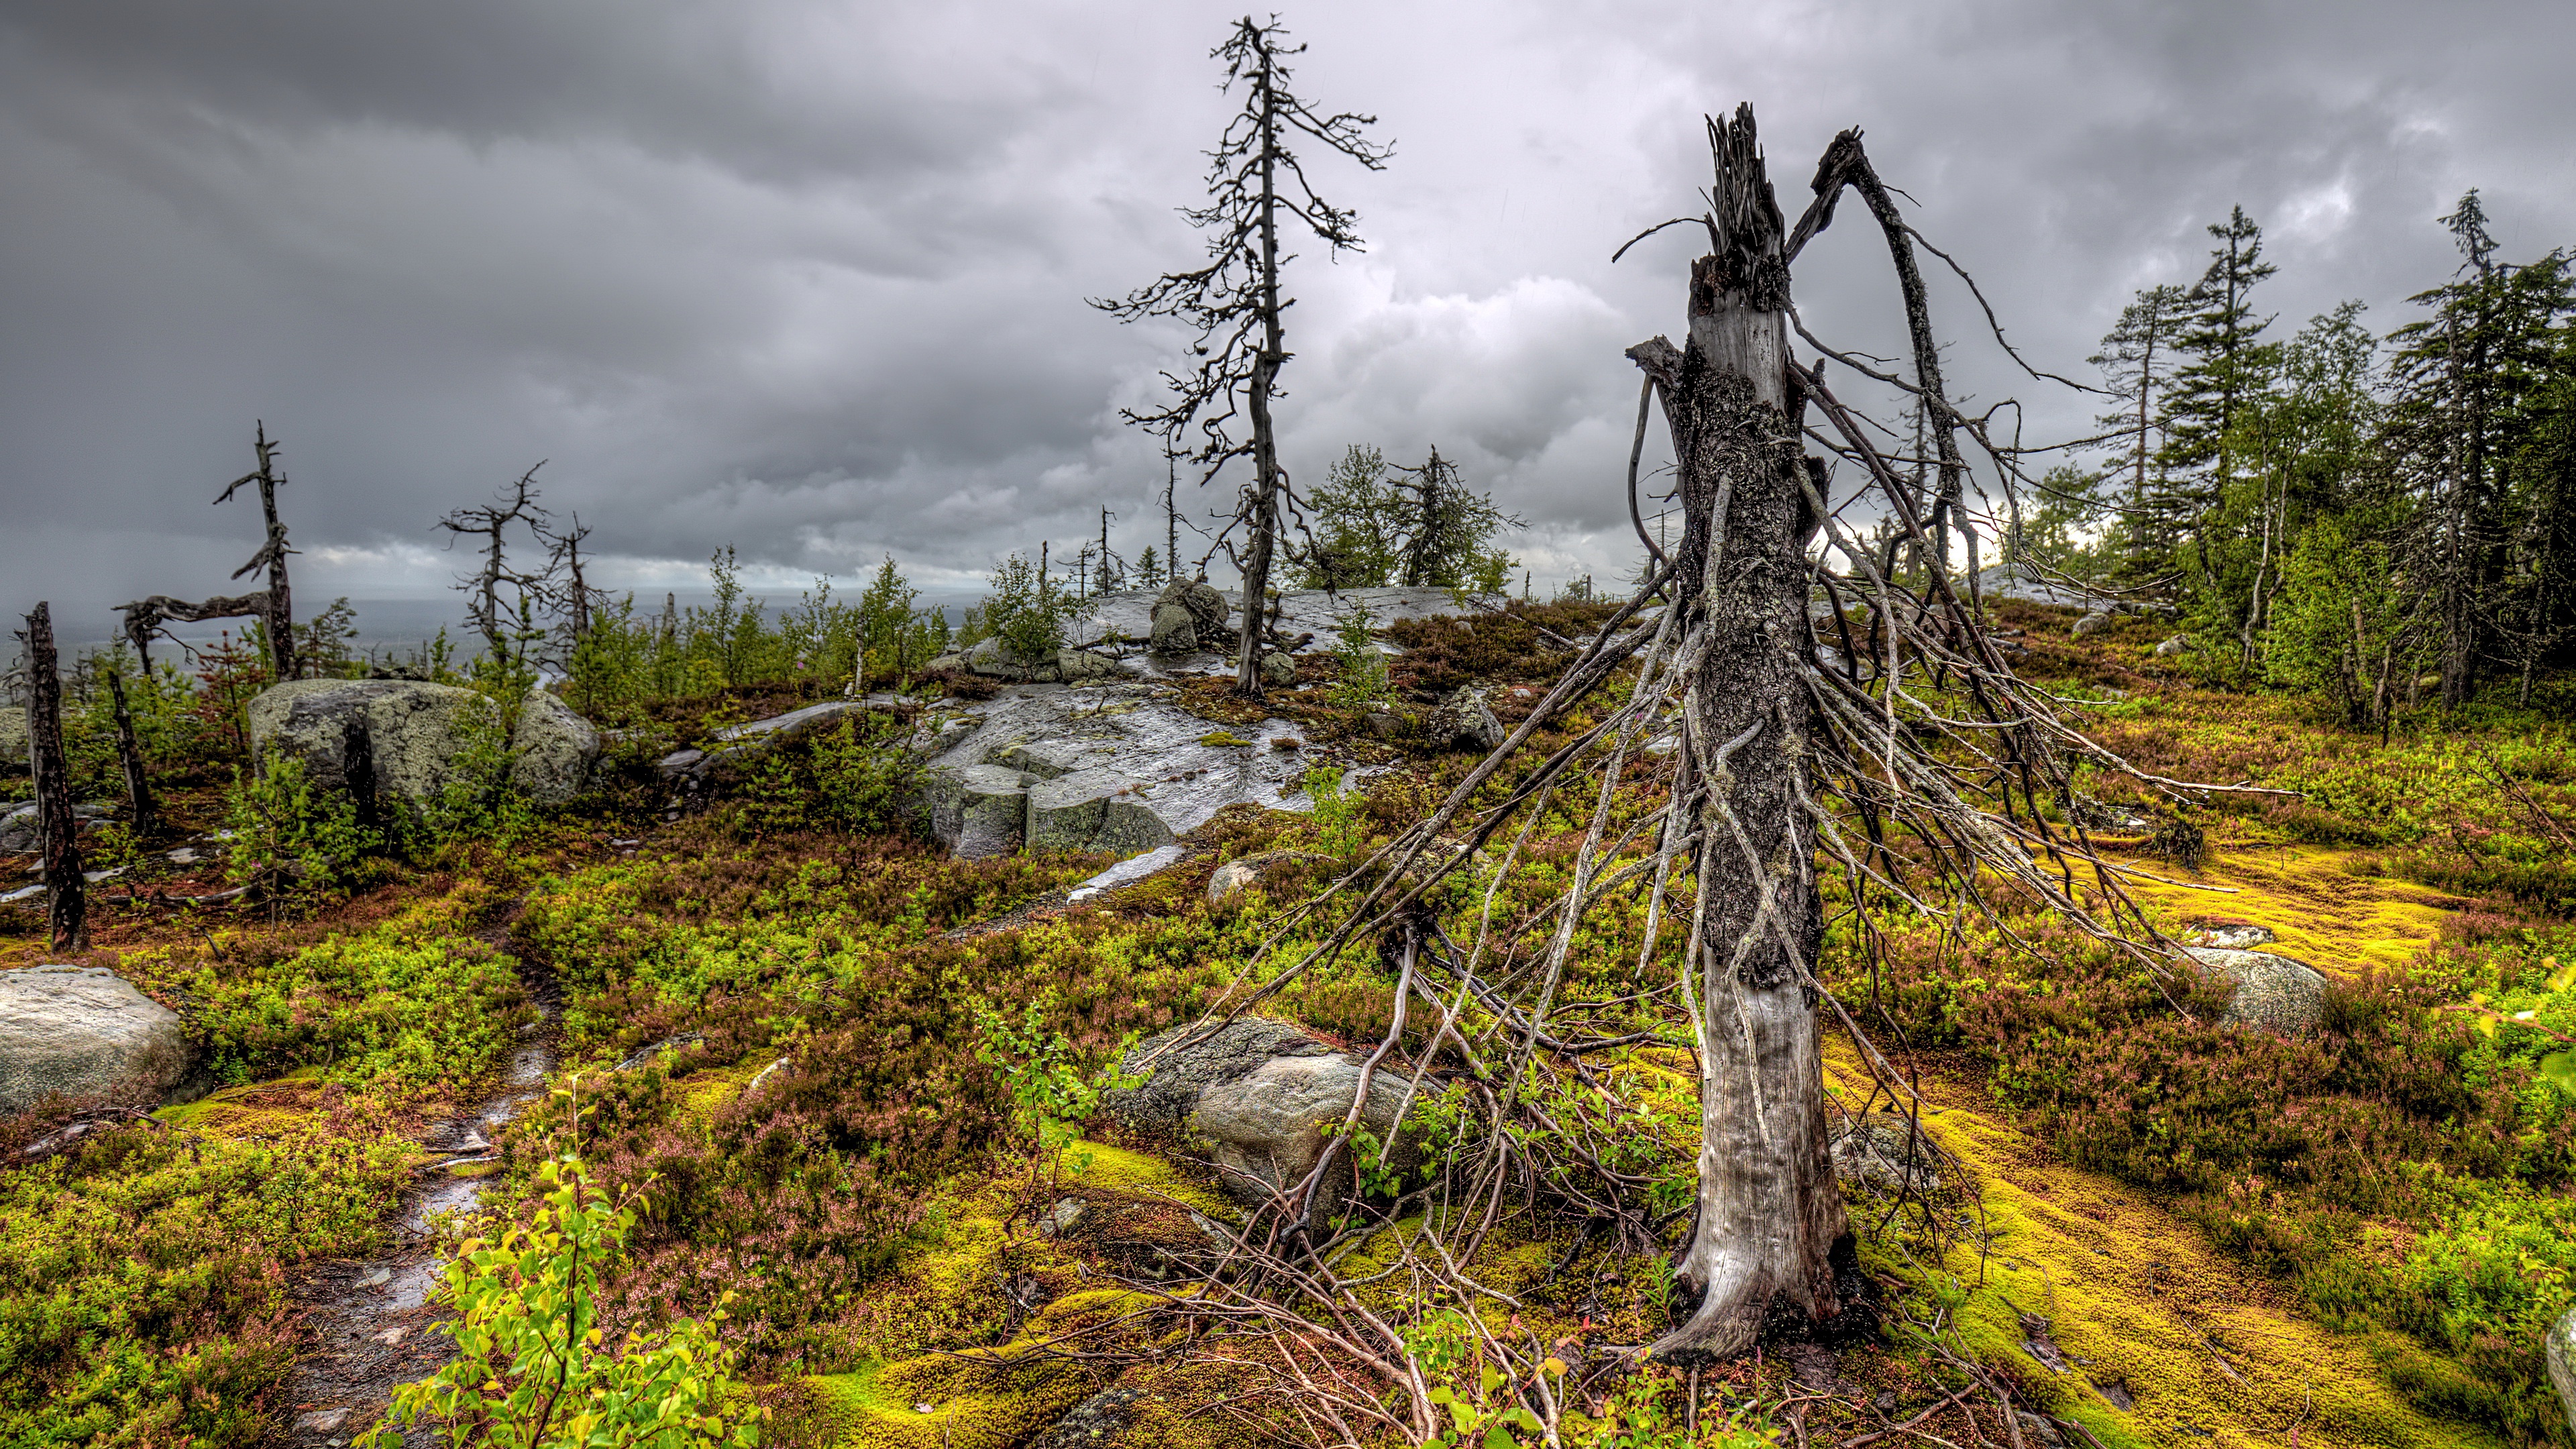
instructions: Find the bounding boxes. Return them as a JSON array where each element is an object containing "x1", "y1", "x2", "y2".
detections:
[
  {"x1": 1642, "y1": 106, "x2": 1850, "y2": 1363},
  {"x1": 24, "y1": 604, "x2": 87, "y2": 953},
  {"x1": 107, "y1": 669, "x2": 156, "y2": 840},
  {"x1": 1236, "y1": 32, "x2": 1285, "y2": 696}
]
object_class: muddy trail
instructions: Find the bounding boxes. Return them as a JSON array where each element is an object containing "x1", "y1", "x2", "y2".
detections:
[{"x1": 274, "y1": 905, "x2": 560, "y2": 1448}]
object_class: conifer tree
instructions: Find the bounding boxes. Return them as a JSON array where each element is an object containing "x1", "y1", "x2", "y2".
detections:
[
  {"x1": 2162, "y1": 206, "x2": 2282, "y2": 587},
  {"x1": 2386, "y1": 193, "x2": 2576, "y2": 704},
  {"x1": 1093, "y1": 17, "x2": 1391, "y2": 695},
  {"x1": 2089, "y1": 283, "x2": 2190, "y2": 584}
]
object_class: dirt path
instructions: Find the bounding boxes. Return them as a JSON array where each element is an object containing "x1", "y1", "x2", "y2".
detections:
[{"x1": 274, "y1": 906, "x2": 558, "y2": 1447}]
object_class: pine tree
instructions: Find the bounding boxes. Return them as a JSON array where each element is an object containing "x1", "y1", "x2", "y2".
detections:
[
  {"x1": 2088, "y1": 283, "x2": 2190, "y2": 585},
  {"x1": 1093, "y1": 18, "x2": 1391, "y2": 695}
]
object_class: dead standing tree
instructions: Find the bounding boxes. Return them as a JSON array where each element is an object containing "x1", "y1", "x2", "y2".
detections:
[
  {"x1": 438, "y1": 465, "x2": 553, "y2": 677},
  {"x1": 1093, "y1": 15, "x2": 1391, "y2": 696},
  {"x1": 1102, "y1": 107, "x2": 2275, "y2": 1411},
  {"x1": 117, "y1": 423, "x2": 300, "y2": 680},
  {"x1": 21, "y1": 604, "x2": 86, "y2": 952}
]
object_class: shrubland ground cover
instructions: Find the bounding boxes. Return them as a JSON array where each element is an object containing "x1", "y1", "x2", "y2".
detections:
[{"x1": 5, "y1": 592, "x2": 2576, "y2": 1448}]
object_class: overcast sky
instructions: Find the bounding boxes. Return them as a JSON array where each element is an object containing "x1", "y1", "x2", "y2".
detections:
[{"x1": 2, "y1": 0, "x2": 2569, "y2": 625}]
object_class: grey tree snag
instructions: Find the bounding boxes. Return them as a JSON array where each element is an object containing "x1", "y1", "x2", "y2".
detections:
[
  {"x1": 23, "y1": 604, "x2": 87, "y2": 953},
  {"x1": 1642, "y1": 106, "x2": 1848, "y2": 1363},
  {"x1": 106, "y1": 669, "x2": 156, "y2": 841},
  {"x1": 219, "y1": 423, "x2": 298, "y2": 682},
  {"x1": 1089, "y1": 17, "x2": 1387, "y2": 697},
  {"x1": 117, "y1": 423, "x2": 300, "y2": 680}
]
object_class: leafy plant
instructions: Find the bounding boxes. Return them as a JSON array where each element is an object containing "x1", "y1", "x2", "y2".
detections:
[
  {"x1": 1328, "y1": 602, "x2": 1391, "y2": 709},
  {"x1": 973, "y1": 1000, "x2": 1134, "y2": 1187},
  {"x1": 364, "y1": 1152, "x2": 763, "y2": 1449},
  {"x1": 224, "y1": 750, "x2": 384, "y2": 898}
]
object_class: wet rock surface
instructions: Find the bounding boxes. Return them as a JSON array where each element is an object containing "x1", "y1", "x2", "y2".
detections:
[
  {"x1": 914, "y1": 684, "x2": 1317, "y2": 857},
  {"x1": 0, "y1": 964, "x2": 194, "y2": 1115}
]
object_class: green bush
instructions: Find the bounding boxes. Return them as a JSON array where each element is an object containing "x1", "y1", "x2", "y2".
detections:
[
  {"x1": 0, "y1": 1107, "x2": 414, "y2": 1445},
  {"x1": 366, "y1": 1153, "x2": 763, "y2": 1449},
  {"x1": 125, "y1": 891, "x2": 531, "y2": 1090},
  {"x1": 224, "y1": 751, "x2": 385, "y2": 898},
  {"x1": 731, "y1": 713, "x2": 921, "y2": 838}
]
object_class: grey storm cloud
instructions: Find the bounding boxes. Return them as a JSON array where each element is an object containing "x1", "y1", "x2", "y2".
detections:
[{"x1": 1, "y1": 0, "x2": 2569, "y2": 622}]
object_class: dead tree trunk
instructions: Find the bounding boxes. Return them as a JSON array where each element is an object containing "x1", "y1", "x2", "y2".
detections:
[
  {"x1": 24, "y1": 604, "x2": 87, "y2": 953},
  {"x1": 219, "y1": 423, "x2": 298, "y2": 682},
  {"x1": 106, "y1": 669, "x2": 156, "y2": 840},
  {"x1": 119, "y1": 423, "x2": 301, "y2": 679},
  {"x1": 1638, "y1": 107, "x2": 1849, "y2": 1362}
]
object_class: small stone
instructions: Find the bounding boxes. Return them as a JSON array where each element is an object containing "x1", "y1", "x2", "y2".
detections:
[
  {"x1": 1036, "y1": 1197, "x2": 1089, "y2": 1238},
  {"x1": 2071, "y1": 611, "x2": 2112, "y2": 637},
  {"x1": 164, "y1": 847, "x2": 199, "y2": 865},
  {"x1": 2017, "y1": 1412, "x2": 2067, "y2": 1448},
  {"x1": 1260, "y1": 651, "x2": 1297, "y2": 687},
  {"x1": 358, "y1": 1267, "x2": 392, "y2": 1289},
  {"x1": 2154, "y1": 633, "x2": 2190, "y2": 657},
  {"x1": 294, "y1": 1407, "x2": 352, "y2": 1433}
]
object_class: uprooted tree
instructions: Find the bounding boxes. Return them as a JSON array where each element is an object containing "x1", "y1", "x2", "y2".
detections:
[{"x1": 117, "y1": 423, "x2": 300, "y2": 681}]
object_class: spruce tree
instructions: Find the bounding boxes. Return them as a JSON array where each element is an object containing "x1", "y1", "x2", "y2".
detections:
[
  {"x1": 2089, "y1": 284, "x2": 2191, "y2": 586},
  {"x1": 2387, "y1": 192, "x2": 2576, "y2": 704}
]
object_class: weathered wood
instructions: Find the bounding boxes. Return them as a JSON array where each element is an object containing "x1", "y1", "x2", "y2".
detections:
[
  {"x1": 216, "y1": 423, "x2": 297, "y2": 681},
  {"x1": 117, "y1": 423, "x2": 302, "y2": 679},
  {"x1": 1645, "y1": 103, "x2": 1850, "y2": 1364},
  {"x1": 23, "y1": 604, "x2": 87, "y2": 953},
  {"x1": 106, "y1": 669, "x2": 156, "y2": 840}
]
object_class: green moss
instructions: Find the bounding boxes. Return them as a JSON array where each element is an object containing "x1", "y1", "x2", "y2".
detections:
[
  {"x1": 796, "y1": 1352, "x2": 1096, "y2": 1449},
  {"x1": 1821, "y1": 1044, "x2": 2502, "y2": 1449},
  {"x1": 1055, "y1": 1140, "x2": 1232, "y2": 1216}
]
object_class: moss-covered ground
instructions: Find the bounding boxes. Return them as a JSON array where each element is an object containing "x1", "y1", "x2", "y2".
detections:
[{"x1": 6, "y1": 597, "x2": 2576, "y2": 1446}]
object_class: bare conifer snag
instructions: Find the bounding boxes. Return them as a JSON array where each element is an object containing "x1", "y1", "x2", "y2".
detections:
[
  {"x1": 1093, "y1": 16, "x2": 1390, "y2": 696},
  {"x1": 118, "y1": 423, "x2": 301, "y2": 681},
  {"x1": 1628, "y1": 108, "x2": 1849, "y2": 1360},
  {"x1": 22, "y1": 603, "x2": 86, "y2": 953}
]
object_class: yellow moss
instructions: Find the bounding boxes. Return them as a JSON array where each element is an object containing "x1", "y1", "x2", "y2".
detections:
[
  {"x1": 2112, "y1": 845, "x2": 2460, "y2": 979},
  {"x1": 1820, "y1": 1040, "x2": 2500, "y2": 1449},
  {"x1": 796, "y1": 1353, "x2": 1095, "y2": 1449},
  {"x1": 665, "y1": 1058, "x2": 775, "y2": 1132},
  {"x1": 1055, "y1": 1140, "x2": 1234, "y2": 1216}
]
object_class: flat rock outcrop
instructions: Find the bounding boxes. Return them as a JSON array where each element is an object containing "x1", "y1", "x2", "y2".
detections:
[
  {"x1": 1106, "y1": 1018, "x2": 1424, "y2": 1215},
  {"x1": 0, "y1": 964, "x2": 194, "y2": 1114},
  {"x1": 912, "y1": 684, "x2": 1316, "y2": 857}
]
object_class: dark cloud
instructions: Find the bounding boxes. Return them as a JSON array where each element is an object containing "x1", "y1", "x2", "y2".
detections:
[{"x1": 1, "y1": 0, "x2": 2568, "y2": 625}]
